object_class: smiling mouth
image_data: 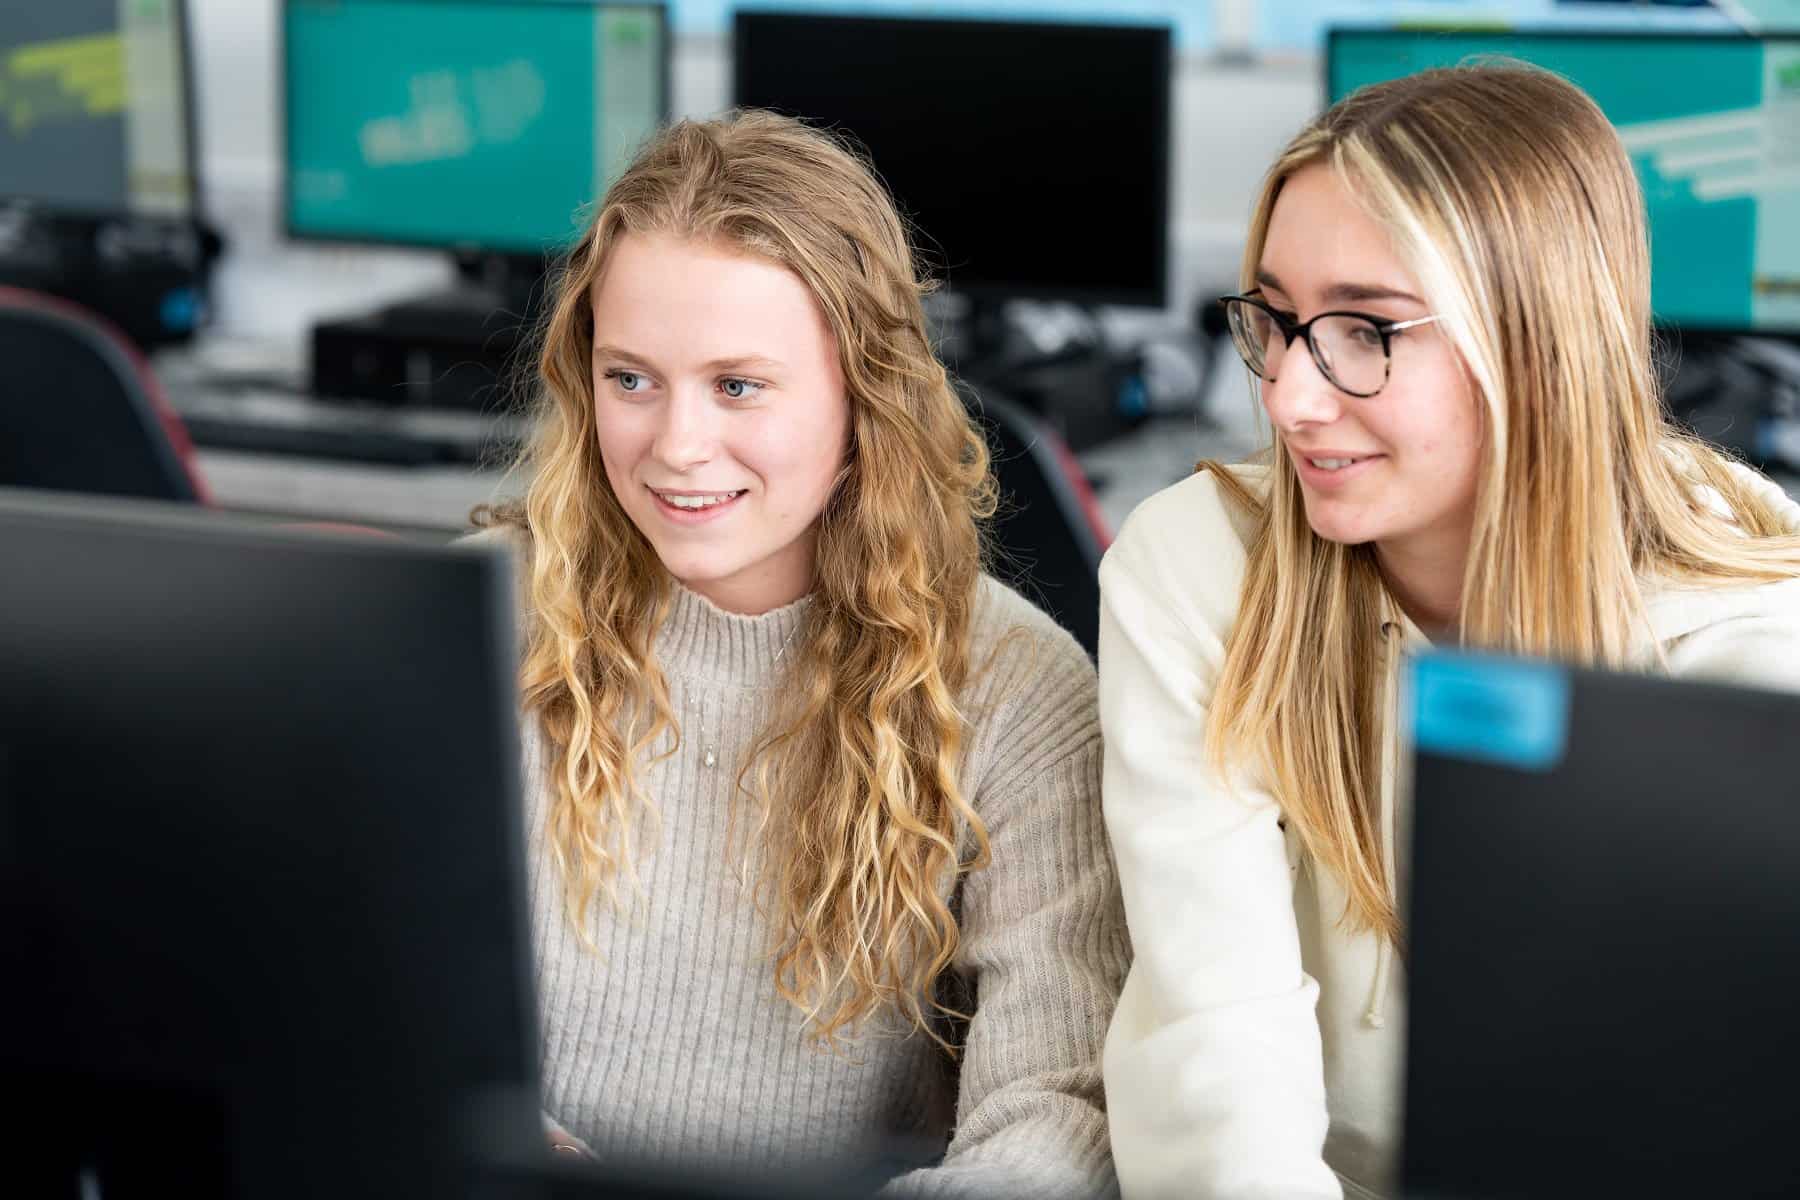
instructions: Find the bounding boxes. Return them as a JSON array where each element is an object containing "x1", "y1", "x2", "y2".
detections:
[
  {"x1": 649, "y1": 488, "x2": 747, "y2": 511},
  {"x1": 1298, "y1": 453, "x2": 1382, "y2": 472}
]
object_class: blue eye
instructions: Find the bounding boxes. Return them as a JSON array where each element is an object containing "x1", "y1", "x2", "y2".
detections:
[
  {"x1": 720, "y1": 377, "x2": 763, "y2": 400},
  {"x1": 604, "y1": 369, "x2": 645, "y2": 393}
]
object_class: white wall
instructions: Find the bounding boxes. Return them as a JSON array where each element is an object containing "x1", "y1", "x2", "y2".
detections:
[
  {"x1": 187, "y1": 0, "x2": 279, "y2": 194},
  {"x1": 1169, "y1": 55, "x2": 1320, "y2": 306},
  {"x1": 183, "y1": 1, "x2": 1321, "y2": 337}
]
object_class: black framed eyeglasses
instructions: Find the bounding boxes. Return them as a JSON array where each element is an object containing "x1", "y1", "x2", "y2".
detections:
[{"x1": 1220, "y1": 294, "x2": 1442, "y2": 399}]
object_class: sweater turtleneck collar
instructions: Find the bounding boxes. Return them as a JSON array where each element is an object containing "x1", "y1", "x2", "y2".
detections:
[{"x1": 653, "y1": 582, "x2": 812, "y2": 689}]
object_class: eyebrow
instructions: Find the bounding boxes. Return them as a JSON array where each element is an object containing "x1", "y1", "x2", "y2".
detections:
[
  {"x1": 1255, "y1": 270, "x2": 1424, "y2": 307},
  {"x1": 591, "y1": 344, "x2": 785, "y2": 374}
]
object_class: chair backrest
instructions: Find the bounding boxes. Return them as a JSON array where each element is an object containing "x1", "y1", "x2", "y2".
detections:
[
  {"x1": 0, "y1": 286, "x2": 208, "y2": 503},
  {"x1": 968, "y1": 384, "x2": 1109, "y2": 656}
]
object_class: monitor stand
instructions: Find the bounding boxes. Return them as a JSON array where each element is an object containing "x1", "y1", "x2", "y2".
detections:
[{"x1": 375, "y1": 250, "x2": 550, "y2": 334}]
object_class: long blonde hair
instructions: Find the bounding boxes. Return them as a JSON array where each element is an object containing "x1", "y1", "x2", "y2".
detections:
[
  {"x1": 1207, "y1": 64, "x2": 1800, "y2": 942},
  {"x1": 479, "y1": 112, "x2": 997, "y2": 1044}
]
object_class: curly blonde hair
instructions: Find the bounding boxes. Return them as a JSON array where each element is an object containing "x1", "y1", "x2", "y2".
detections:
[{"x1": 478, "y1": 111, "x2": 998, "y2": 1046}]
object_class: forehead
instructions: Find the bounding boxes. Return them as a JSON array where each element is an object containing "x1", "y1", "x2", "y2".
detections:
[
  {"x1": 1260, "y1": 164, "x2": 1417, "y2": 298},
  {"x1": 589, "y1": 232, "x2": 836, "y2": 367}
]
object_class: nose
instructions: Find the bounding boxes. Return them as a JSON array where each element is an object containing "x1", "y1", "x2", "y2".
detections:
[
  {"x1": 649, "y1": 385, "x2": 718, "y2": 472},
  {"x1": 1260, "y1": 336, "x2": 1347, "y2": 434}
]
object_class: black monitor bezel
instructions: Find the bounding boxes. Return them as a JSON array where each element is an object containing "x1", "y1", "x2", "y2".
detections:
[
  {"x1": 1322, "y1": 25, "x2": 1800, "y2": 340},
  {"x1": 0, "y1": 0, "x2": 204, "y2": 226},
  {"x1": 279, "y1": 0, "x2": 671, "y2": 259},
  {"x1": 0, "y1": 482, "x2": 546, "y2": 1196},
  {"x1": 731, "y1": 9, "x2": 1174, "y2": 311}
]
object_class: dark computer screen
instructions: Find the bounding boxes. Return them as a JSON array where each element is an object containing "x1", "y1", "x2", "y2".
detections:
[
  {"x1": 733, "y1": 12, "x2": 1172, "y2": 308},
  {"x1": 1327, "y1": 29, "x2": 1800, "y2": 335},
  {"x1": 0, "y1": 491, "x2": 542, "y2": 1199},
  {"x1": 284, "y1": 0, "x2": 669, "y2": 255},
  {"x1": 0, "y1": 0, "x2": 197, "y2": 218},
  {"x1": 1404, "y1": 651, "x2": 1800, "y2": 1196}
]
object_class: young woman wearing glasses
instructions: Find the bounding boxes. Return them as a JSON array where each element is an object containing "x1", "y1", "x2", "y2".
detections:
[{"x1": 1098, "y1": 64, "x2": 1800, "y2": 1199}]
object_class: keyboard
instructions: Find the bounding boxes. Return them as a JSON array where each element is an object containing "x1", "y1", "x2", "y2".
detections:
[{"x1": 166, "y1": 379, "x2": 529, "y2": 467}]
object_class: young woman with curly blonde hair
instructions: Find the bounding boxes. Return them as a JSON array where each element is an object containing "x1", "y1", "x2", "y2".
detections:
[{"x1": 475, "y1": 110, "x2": 1127, "y2": 1198}]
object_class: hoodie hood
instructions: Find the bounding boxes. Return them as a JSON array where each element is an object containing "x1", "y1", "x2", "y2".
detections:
[{"x1": 1644, "y1": 459, "x2": 1800, "y2": 646}]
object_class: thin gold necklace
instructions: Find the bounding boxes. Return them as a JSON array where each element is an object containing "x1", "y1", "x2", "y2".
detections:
[{"x1": 689, "y1": 621, "x2": 803, "y2": 769}]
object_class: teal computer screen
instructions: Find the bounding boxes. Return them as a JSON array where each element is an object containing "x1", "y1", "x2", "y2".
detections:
[
  {"x1": 1328, "y1": 31, "x2": 1800, "y2": 334},
  {"x1": 285, "y1": 0, "x2": 665, "y2": 254}
]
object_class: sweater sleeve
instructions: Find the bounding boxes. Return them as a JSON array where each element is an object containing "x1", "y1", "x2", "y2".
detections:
[
  {"x1": 1098, "y1": 475, "x2": 1341, "y2": 1200},
  {"x1": 882, "y1": 607, "x2": 1130, "y2": 1200}
]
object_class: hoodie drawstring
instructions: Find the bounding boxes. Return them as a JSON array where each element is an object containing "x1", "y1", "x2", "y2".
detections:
[
  {"x1": 1365, "y1": 795, "x2": 1396, "y2": 1028},
  {"x1": 1366, "y1": 619, "x2": 1403, "y2": 1030},
  {"x1": 1366, "y1": 942, "x2": 1392, "y2": 1030}
]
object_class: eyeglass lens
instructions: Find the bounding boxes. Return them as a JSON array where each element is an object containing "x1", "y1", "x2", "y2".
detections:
[{"x1": 1225, "y1": 300, "x2": 1391, "y2": 397}]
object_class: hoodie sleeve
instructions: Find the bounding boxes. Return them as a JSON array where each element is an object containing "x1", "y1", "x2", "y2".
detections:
[
  {"x1": 1098, "y1": 472, "x2": 1341, "y2": 1200},
  {"x1": 1665, "y1": 578, "x2": 1800, "y2": 693}
]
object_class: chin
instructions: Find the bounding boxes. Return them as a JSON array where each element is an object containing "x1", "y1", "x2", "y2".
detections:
[
  {"x1": 1307, "y1": 526, "x2": 1378, "y2": 548},
  {"x1": 1300, "y1": 500, "x2": 1382, "y2": 547},
  {"x1": 655, "y1": 553, "x2": 742, "y2": 590}
]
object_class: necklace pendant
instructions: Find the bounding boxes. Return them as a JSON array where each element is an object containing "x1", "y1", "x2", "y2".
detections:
[{"x1": 702, "y1": 747, "x2": 717, "y2": 768}]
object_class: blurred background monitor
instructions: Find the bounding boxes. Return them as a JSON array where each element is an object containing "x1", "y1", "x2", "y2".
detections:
[
  {"x1": 732, "y1": 10, "x2": 1172, "y2": 310},
  {"x1": 1326, "y1": 29, "x2": 1800, "y2": 336},
  {"x1": 284, "y1": 0, "x2": 668, "y2": 257},
  {"x1": 0, "y1": 0, "x2": 198, "y2": 220}
]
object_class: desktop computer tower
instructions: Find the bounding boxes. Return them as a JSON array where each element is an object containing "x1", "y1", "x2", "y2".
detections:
[{"x1": 310, "y1": 307, "x2": 532, "y2": 412}]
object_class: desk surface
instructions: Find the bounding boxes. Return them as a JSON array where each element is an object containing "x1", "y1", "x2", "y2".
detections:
[
  {"x1": 191, "y1": 448, "x2": 519, "y2": 535},
  {"x1": 155, "y1": 341, "x2": 519, "y2": 534}
]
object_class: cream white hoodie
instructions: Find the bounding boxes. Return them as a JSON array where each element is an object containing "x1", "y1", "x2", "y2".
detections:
[{"x1": 1098, "y1": 461, "x2": 1800, "y2": 1200}]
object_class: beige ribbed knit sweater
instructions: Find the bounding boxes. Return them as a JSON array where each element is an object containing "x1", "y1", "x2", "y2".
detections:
[{"x1": 517, "y1": 573, "x2": 1128, "y2": 1199}]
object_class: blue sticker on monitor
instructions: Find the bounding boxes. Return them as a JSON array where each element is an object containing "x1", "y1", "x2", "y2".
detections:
[{"x1": 1408, "y1": 653, "x2": 1571, "y2": 772}]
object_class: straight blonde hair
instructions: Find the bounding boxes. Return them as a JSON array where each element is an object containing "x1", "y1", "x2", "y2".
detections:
[
  {"x1": 1207, "y1": 64, "x2": 1800, "y2": 942},
  {"x1": 479, "y1": 112, "x2": 997, "y2": 1045}
]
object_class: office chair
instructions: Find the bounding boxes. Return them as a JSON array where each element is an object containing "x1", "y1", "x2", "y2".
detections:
[
  {"x1": 0, "y1": 285, "x2": 209, "y2": 503},
  {"x1": 966, "y1": 383, "x2": 1110, "y2": 656}
]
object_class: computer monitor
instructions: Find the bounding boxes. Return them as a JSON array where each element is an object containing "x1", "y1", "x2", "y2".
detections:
[
  {"x1": 1403, "y1": 651, "x2": 1800, "y2": 1197},
  {"x1": 284, "y1": 0, "x2": 669, "y2": 257},
  {"x1": 1326, "y1": 29, "x2": 1800, "y2": 336},
  {"x1": 0, "y1": 0, "x2": 198, "y2": 219},
  {"x1": 0, "y1": 490, "x2": 543, "y2": 1199},
  {"x1": 732, "y1": 11, "x2": 1172, "y2": 309}
]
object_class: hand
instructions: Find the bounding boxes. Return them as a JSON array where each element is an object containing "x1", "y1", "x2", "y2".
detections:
[{"x1": 542, "y1": 1111, "x2": 594, "y2": 1162}]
